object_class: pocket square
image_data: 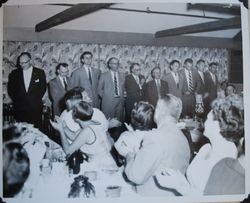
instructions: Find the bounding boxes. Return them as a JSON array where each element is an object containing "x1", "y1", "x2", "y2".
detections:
[{"x1": 35, "y1": 79, "x2": 40, "y2": 83}]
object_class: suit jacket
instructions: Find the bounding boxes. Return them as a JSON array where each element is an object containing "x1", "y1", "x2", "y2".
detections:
[
  {"x1": 71, "y1": 67, "x2": 100, "y2": 108},
  {"x1": 179, "y1": 68, "x2": 201, "y2": 118},
  {"x1": 164, "y1": 72, "x2": 182, "y2": 99},
  {"x1": 204, "y1": 71, "x2": 218, "y2": 105},
  {"x1": 48, "y1": 76, "x2": 72, "y2": 117},
  {"x1": 97, "y1": 70, "x2": 125, "y2": 121},
  {"x1": 125, "y1": 74, "x2": 145, "y2": 120},
  {"x1": 144, "y1": 79, "x2": 169, "y2": 107},
  {"x1": 8, "y1": 67, "x2": 46, "y2": 127}
]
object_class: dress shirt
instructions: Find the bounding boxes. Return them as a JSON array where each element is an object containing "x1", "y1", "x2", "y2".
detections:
[
  {"x1": 209, "y1": 71, "x2": 216, "y2": 84},
  {"x1": 84, "y1": 65, "x2": 92, "y2": 81},
  {"x1": 198, "y1": 71, "x2": 205, "y2": 84},
  {"x1": 23, "y1": 66, "x2": 33, "y2": 92},
  {"x1": 58, "y1": 75, "x2": 67, "y2": 90},
  {"x1": 171, "y1": 71, "x2": 179, "y2": 85},
  {"x1": 132, "y1": 73, "x2": 141, "y2": 89}
]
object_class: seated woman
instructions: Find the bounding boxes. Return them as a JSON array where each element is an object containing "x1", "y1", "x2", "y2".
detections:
[
  {"x1": 50, "y1": 101, "x2": 117, "y2": 169},
  {"x1": 155, "y1": 95, "x2": 244, "y2": 195},
  {"x1": 3, "y1": 142, "x2": 30, "y2": 197},
  {"x1": 114, "y1": 101, "x2": 155, "y2": 157}
]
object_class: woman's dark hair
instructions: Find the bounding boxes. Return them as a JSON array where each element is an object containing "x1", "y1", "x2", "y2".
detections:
[
  {"x1": 212, "y1": 97, "x2": 244, "y2": 145},
  {"x1": 72, "y1": 101, "x2": 93, "y2": 122},
  {"x1": 16, "y1": 52, "x2": 31, "y2": 68},
  {"x1": 130, "y1": 101, "x2": 155, "y2": 131},
  {"x1": 3, "y1": 125, "x2": 23, "y2": 142},
  {"x1": 80, "y1": 51, "x2": 93, "y2": 63},
  {"x1": 3, "y1": 142, "x2": 30, "y2": 197},
  {"x1": 55, "y1": 63, "x2": 68, "y2": 75}
]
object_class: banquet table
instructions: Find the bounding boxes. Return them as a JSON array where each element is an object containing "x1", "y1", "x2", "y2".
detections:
[{"x1": 31, "y1": 159, "x2": 138, "y2": 198}]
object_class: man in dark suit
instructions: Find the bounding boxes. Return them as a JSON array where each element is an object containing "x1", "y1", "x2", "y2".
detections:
[
  {"x1": 179, "y1": 58, "x2": 201, "y2": 118},
  {"x1": 195, "y1": 59, "x2": 210, "y2": 118},
  {"x1": 71, "y1": 51, "x2": 100, "y2": 108},
  {"x1": 164, "y1": 59, "x2": 182, "y2": 99},
  {"x1": 48, "y1": 63, "x2": 72, "y2": 117},
  {"x1": 144, "y1": 66, "x2": 169, "y2": 107},
  {"x1": 204, "y1": 62, "x2": 218, "y2": 109},
  {"x1": 98, "y1": 57, "x2": 125, "y2": 122},
  {"x1": 125, "y1": 63, "x2": 146, "y2": 123},
  {"x1": 8, "y1": 52, "x2": 47, "y2": 129}
]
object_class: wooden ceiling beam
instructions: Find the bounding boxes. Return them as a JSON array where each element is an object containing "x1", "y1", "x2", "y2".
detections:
[
  {"x1": 187, "y1": 3, "x2": 241, "y2": 16},
  {"x1": 233, "y1": 31, "x2": 242, "y2": 41},
  {"x1": 155, "y1": 17, "x2": 241, "y2": 38},
  {"x1": 35, "y1": 3, "x2": 113, "y2": 32}
]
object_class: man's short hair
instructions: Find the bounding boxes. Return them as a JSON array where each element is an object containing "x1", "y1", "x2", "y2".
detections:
[
  {"x1": 55, "y1": 63, "x2": 68, "y2": 75},
  {"x1": 160, "y1": 94, "x2": 182, "y2": 120},
  {"x1": 151, "y1": 66, "x2": 161, "y2": 78},
  {"x1": 80, "y1": 51, "x2": 93, "y2": 62},
  {"x1": 169, "y1": 60, "x2": 180, "y2": 70},
  {"x1": 107, "y1": 57, "x2": 119, "y2": 69},
  {"x1": 184, "y1": 58, "x2": 193, "y2": 65},
  {"x1": 130, "y1": 62, "x2": 140, "y2": 73},
  {"x1": 16, "y1": 52, "x2": 32, "y2": 68},
  {"x1": 196, "y1": 59, "x2": 205, "y2": 65},
  {"x1": 209, "y1": 62, "x2": 218, "y2": 67},
  {"x1": 64, "y1": 87, "x2": 84, "y2": 102}
]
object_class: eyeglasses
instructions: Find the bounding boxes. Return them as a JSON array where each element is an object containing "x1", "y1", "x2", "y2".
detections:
[
  {"x1": 20, "y1": 60, "x2": 30, "y2": 65},
  {"x1": 110, "y1": 62, "x2": 119, "y2": 65}
]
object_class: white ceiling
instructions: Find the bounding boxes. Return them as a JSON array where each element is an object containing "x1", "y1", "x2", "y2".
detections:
[{"x1": 3, "y1": 2, "x2": 241, "y2": 38}]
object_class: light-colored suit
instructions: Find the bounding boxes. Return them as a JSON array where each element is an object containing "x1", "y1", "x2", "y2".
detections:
[
  {"x1": 125, "y1": 118, "x2": 190, "y2": 196},
  {"x1": 97, "y1": 70, "x2": 125, "y2": 121},
  {"x1": 48, "y1": 76, "x2": 72, "y2": 117},
  {"x1": 164, "y1": 72, "x2": 182, "y2": 99},
  {"x1": 179, "y1": 68, "x2": 201, "y2": 118},
  {"x1": 71, "y1": 67, "x2": 101, "y2": 108}
]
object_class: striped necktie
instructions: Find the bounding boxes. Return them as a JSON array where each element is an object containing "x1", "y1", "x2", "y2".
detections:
[
  {"x1": 188, "y1": 71, "x2": 193, "y2": 92},
  {"x1": 88, "y1": 68, "x2": 92, "y2": 85},
  {"x1": 114, "y1": 73, "x2": 119, "y2": 96},
  {"x1": 63, "y1": 77, "x2": 68, "y2": 91}
]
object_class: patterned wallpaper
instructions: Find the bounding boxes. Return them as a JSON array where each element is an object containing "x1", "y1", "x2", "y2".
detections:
[{"x1": 2, "y1": 41, "x2": 229, "y2": 104}]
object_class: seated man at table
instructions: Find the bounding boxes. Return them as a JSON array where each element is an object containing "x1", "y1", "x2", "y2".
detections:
[{"x1": 124, "y1": 94, "x2": 191, "y2": 196}]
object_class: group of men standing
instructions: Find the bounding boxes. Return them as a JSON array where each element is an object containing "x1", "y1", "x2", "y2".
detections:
[{"x1": 7, "y1": 51, "x2": 218, "y2": 130}]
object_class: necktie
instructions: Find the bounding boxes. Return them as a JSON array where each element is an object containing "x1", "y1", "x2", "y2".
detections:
[
  {"x1": 88, "y1": 68, "x2": 92, "y2": 85},
  {"x1": 114, "y1": 73, "x2": 119, "y2": 96},
  {"x1": 175, "y1": 73, "x2": 179, "y2": 88},
  {"x1": 156, "y1": 79, "x2": 161, "y2": 98},
  {"x1": 63, "y1": 77, "x2": 68, "y2": 91},
  {"x1": 188, "y1": 71, "x2": 193, "y2": 92}
]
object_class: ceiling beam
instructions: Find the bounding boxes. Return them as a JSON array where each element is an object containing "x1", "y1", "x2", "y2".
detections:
[
  {"x1": 187, "y1": 3, "x2": 241, "y2": 16},
  {"x1": 155, "y1": 17, "x2": 241, "y2": 38},
  {"x1": 233, "y1": 31, "x2": 242, "y2": 41},
  {"x1": 35, "y1": 3, "x2": 113, "y2": 32}
]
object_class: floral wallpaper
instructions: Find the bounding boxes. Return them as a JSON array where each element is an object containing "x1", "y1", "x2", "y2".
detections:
[{"x1": 2, "y1": 41, "x2": 229, "y2": 104}]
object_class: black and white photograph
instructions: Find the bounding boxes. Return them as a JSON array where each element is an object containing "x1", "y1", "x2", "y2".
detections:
[{"x1": 1, "y1": 0, "x2": 249, "y2": 202}]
